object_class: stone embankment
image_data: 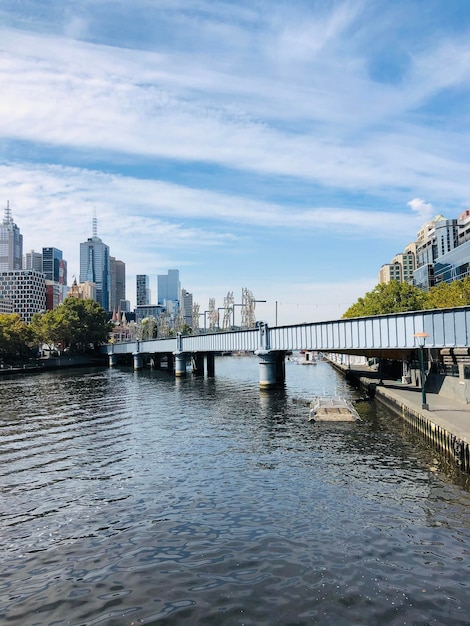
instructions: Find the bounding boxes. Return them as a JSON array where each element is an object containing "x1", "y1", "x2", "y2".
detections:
[{"x1": 329, "y1": 360, "x2": 470, "y2": 475}]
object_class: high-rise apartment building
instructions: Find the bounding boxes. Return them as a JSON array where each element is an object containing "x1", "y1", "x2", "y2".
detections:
[
  {"x1": 0, "y1": 202, "x2": 23, "y2": 271},
  {"x1": 378, "y1": 243, "x2": 416, "y2": 285},
  {"x1": 110, "y1": 257, "x2": 126, "y2": 312},
  {"x1": 136, "y1": 274, "x2": 150, "y2": 306},
  {"x1": 79, "y1": 217, "x2": 110, "y2": 311},
  {"x1": 158, "y1": 269, "x2": 180, "y2": 312}
]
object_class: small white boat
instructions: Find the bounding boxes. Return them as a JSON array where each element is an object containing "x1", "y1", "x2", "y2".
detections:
[{"x1": 308, "y1": 396, "x2": 361, "y2": 422}]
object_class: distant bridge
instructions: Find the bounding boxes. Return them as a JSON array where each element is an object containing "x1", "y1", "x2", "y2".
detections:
[{"x1": 106, "y1": 306, "x2": 470, "y2": 387}]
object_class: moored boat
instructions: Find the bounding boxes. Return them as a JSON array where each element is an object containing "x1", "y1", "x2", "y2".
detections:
[{"x1": 308, "y1": 396, "x2": 361, "y2": 422}]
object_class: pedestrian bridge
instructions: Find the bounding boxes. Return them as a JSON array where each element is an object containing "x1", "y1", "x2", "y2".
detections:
[{"x1": 106, "y1": 306, "x2": 470, "y2": 387}]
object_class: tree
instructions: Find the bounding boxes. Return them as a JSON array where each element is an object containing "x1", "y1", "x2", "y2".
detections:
[
  {"x1": 31, "y1": 299, "x2": 112, "y2": 353},
  {"x1": 0, "y1": 314, "x2": 33, "y2": 363},
  {"x1": 343, "y1": 281, "x2": 427, "y2": 318},
  {"x1": 425, "y1": 277, "x2": 470, "y2": 309}
]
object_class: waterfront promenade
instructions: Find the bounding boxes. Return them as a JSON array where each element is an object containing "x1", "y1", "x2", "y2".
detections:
[{"x1": 331, "y1": 361, "x2": 470, "y2": 473}]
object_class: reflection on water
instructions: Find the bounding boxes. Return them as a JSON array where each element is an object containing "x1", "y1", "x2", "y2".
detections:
[{"x1": 1, "y1": 358, "x2": 470, "y2": 625}]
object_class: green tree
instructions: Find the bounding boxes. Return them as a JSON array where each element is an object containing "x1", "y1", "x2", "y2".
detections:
[
  {"x1": 31, "y1": 299, "x2": 112, "y2": 353},
  {"x1": 0, "y1": 313, "x2": 33, "y2": 363},
  {"x1": 343, "y1": 281, "x2": 427, "y2": 318},
  {"x1": 425, "y1": 277, "x2": 470, "y2": 309}
]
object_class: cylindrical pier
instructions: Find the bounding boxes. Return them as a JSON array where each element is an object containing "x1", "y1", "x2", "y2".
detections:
[
  {"x1": 133, "y1": 353, "x2": 143, "y2": 370},
  {"x1": 255, "y1": 350, "x2": 284, "y2": 388},
  {"x1": 108, "y1": 353, "x2": 117, "y2": 367},
  {"x1": 174, "y1": 352, "x2": 187, "y2": 377}
]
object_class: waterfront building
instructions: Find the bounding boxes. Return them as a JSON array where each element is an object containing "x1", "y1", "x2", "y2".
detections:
[
  {"x1": 413, "y1": 215, "x2": 465, "y2": 290},
  {"x1": 79, "y1": 217, "x2": 110, "y2": 311},
  {"x1": 0, "y1": 269, "x2": 46, "y2": 323},
  {"x1": 136, "y1": 274, "x2": 150, "y2": 306},
  {"x1": 378, "y1": 242, "x2": 416, "y2": 284},
  {"x1": 110, "y1": 257, "x2": 126, "y2": 313},
  {"x1": 0, "y1": 202, "x2": 23, "y2": 272},
  {"x1": 23, "y1": 250, "x2": 43, "y2": 273},
  {"x1": 158, "y1": 269, "x2": 180, "y2": 312}
]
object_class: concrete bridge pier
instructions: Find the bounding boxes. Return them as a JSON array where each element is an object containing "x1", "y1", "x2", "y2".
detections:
[
  {"x1": 192, "y1": 353, "x2": 205, "y2": 376},
  {"x1": 151, "y1": 354, "x2": 162, "y2": 370},
  {"x1": 255, "y1": 349, "x2": 285, "y2": 388},
  {"x1": 133, "y1": 353, "x2": 143, "y2": 370},
  {"x1": 206, "y1": 353, "x2": 215, "y2": 377},
  {"x1": 174, "y1": 352, "x2": 187, "y2": 377},
  {"x1": 108, "y1": 352, "x2": 117, "y2": 367}
]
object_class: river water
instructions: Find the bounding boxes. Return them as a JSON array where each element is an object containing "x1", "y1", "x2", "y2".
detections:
[{"x1": 1, "y1": 357, "x2": 470, "y2": 626}]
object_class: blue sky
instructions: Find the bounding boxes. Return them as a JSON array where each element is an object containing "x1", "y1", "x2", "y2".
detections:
[{"x1": 1, "y1": 0, "x2": 470, "y2": 325}]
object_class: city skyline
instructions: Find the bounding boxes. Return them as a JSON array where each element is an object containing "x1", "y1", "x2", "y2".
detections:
[{"x1": 1, "y1": 1, "x2": 470, "y2": 325}]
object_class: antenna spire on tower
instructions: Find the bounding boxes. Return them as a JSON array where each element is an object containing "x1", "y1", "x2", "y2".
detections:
[
  {"x1": 4, "y1": 200, "x2": 12, "y2": 224},
  {"x1": 92, "y1": 208, "x2": 98, "y2": 238}
]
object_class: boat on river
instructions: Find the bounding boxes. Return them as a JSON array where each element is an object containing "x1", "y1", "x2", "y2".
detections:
[{"x1": 308, "y1": 396, "x2": 361, "y2": 422}]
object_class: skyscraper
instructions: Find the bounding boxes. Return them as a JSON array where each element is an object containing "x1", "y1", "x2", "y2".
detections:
[
  {"x1": 157, "y1": 269, "x2": 180, "y2": 311},
  {"x1": 181, "y1": 288, "x2": 193, "y2": 325},
  {"x1": 42, "y1": 247, "x2": 63, "y2": 282},
  {"x1": 23, "y1": 250, "x2": 43, "y2": 272},
  {"x1": 79, "y1": 216, "x2": 111, "y2": 311},
  {"x1": 110, "y1": 257, "x2": 126, "y2": 312},
  {"x1": 0, "y1": 202, "x2": 23, "y2": 271},
  {"x1": 136, "y1": 274, "x2": 150, "y2": 306}
]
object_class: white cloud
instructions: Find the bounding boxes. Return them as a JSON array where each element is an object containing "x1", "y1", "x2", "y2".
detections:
[{"x1": 407, "y1": 198, "x2": 434, "y2": 222}]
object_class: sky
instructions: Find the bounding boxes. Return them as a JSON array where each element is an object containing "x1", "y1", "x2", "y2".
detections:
[{"x1": 1, "y1": 0, "x2": 470, "y2": 326}]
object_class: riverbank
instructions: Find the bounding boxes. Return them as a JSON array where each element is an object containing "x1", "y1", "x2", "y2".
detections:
[
  {"x1": 0, "y1": 354, "x2": 106, "y2": 376},
  {"x1": 329, "y1": 360, "x2": 470, "y2": 474}
]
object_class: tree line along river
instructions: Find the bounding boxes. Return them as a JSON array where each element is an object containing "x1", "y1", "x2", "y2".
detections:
[{"x1": 1, "y1": 357, "x2": 469, "y2": 626}]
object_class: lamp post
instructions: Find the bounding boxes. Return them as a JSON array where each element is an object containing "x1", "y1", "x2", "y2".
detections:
[
  {"x1": 232, "y1": 300, "x2": 267, "y2": 328},
  {"x1": 414, "y1": 332, "x2": 429, "y2": 410}
]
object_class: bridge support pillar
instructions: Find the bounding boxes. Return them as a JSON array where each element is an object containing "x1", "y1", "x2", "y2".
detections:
[
  {"x1": 133, "y1": 353, "x2": 143, "y2": 370},
  {"x1": 192, "y1": 353, "x2": 205, "y2": 375},
  {"x1": 151, "y1": 354, "x2": 162, "y2": 370},
  {"x1": 167, "y1": 353, "x2": 174, "y2": 372},
  {"x1": 108, "y1": 353, "x2": 117, "y2": 367},
  {"x1": 255, "y1": 350, "x2": 285, "y2": 388},
  {"x1": 174, "y1": 352, "x2": 187, "y2": 377},
  {"x1": 206, "y1": 353, "x2": 215, "y2": 377}
]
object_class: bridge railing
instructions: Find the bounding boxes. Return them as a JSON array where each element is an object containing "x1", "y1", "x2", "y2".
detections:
[{"x1": 107, "y1": 306, "x2": 470, "y2": 356}]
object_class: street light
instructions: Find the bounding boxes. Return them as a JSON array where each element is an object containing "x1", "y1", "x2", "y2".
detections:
[
  {"x1": 232, "y1": 300, "x2": 267, "y2": 328},
  {"x1": 414, "y1": 332, "x2": 429, "y2": 410}
]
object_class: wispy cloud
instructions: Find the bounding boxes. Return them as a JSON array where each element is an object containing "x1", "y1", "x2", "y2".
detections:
[{"x1": 1, "y1": 1, "x2": 469, "y2": 320}]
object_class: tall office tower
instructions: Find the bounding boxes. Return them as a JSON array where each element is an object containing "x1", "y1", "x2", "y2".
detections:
[
  {"x1": 42, "y1": 247, "x2": 63, "y2": 282},
  {"x1": 136, "y1": 274, "x2": 150, "y2": 306},
  {"x1": 181, "y1": 288, "x2": 193, "y2": 325},
  {"x1": 158, "y1": 269, "x2": 180, "y2": 311},
  {"x1": 24, "y1": 250, "x2": 43, "y2": 272},
  {"x1": 79, "y1": 216, "x2": 111, "y2": 311},
  {"x1": 0, "y1": 202, "x2": 23, "y2": 271},
  {"x1": 110, "y1": 257, "x2": 126, "y2": 312}
]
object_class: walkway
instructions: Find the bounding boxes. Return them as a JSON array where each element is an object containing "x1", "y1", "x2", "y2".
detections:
[{"x1": 334, "y1": 363, "x2": 470, "y2": 442}]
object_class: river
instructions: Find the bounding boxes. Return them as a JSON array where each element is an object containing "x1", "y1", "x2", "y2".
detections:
[{"x1": 1, "y1": 357, "x2": 470, "y2": 625}]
